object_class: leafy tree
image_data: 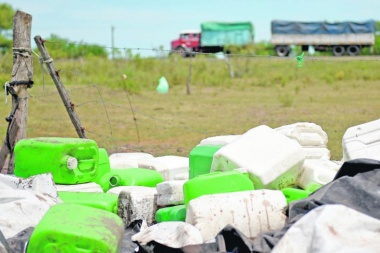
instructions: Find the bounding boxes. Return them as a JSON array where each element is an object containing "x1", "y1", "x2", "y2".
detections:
[
  {"x1": 42, "y1": 34, "x2": 108, "y2": 59},
  {"x1": 0, "y1": 3, "x2": 15, "y2": 50}
]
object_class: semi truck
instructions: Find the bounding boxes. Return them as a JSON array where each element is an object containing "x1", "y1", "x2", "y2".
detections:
[
  {"x1": 170, "y1": 22, "x2": 254, "y2": 57},
  {"x1": 271, "y1": 20, "x2": 376, "y2": 57}
]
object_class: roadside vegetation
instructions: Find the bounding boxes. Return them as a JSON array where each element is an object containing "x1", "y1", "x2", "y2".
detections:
[{"x1": 1, "y1": 47, "x2": 380, "y2": 161}]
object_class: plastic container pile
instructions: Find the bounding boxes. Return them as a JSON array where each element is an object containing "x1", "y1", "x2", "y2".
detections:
[{"x1": 1, "y1": 120, "x2": 380, "y2": 252}]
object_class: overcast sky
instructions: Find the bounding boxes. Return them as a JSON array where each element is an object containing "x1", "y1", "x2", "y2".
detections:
[{"x1": 6, "y1": 0, "x2": 380, "y2": 56}]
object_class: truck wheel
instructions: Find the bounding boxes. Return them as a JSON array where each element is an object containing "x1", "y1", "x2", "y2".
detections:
[
  {"x1": 332, "y1": 46, "x2": 345, "y2": 56},
  {"x1": 275, "y1": 46, "x2": 290, "y2": 57},
  {"x1": 347, "y1": 45, "x2": 360, "y2": 56},
  {"x1": 175, "y1": 47, "x2": 187, "y2": 58}
]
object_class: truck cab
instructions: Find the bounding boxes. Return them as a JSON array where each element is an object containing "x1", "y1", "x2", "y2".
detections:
[{"x1": 170, "y1": 30, "x2": 200, "y2": 57}]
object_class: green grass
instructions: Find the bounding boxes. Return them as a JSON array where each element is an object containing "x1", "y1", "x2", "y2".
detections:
[{"x1": 0, "y1": 53, "x2": 380, "y2": 161}]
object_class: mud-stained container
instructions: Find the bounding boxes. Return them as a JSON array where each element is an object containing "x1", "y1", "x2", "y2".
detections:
[
  {"x1": 183, "y1": 171, "x2": 254, "y2": 206},
  {"x1": 27, "y1": 203, "x2": 124, "y2": 253},
  {"x1": 14, "y1": 137, "x2": 99, "y2": 184},
  {"x1": 186, "y1": 189, "x2": 287, "y2": 242}
]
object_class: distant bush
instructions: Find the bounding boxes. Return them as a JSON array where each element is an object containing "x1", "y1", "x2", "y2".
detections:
[{"x1": 42, "y1": 34, "x2": 108, "y2": 59}]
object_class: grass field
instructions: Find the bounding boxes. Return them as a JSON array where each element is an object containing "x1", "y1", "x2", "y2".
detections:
[{"x1": 0, "y1": 53, "x2": 379, "y2": 161}]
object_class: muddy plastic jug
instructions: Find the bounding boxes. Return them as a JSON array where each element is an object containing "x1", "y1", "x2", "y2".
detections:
[
  {"x1": 27, "y1": 203, "x2": 124, "y2": 253},
  {"x1": 183, "y1": 171, "x2": 254, "y2": 206},
  {"x1": 58, "y1": 191, "x2": 118, "y2": 214},
  {"x1": 14, "y1": 137, "x2": 99, "y2": 184},
  {"x1": 99, "y1": 168, "x2": 164, "y2": 192},
  {"x1": 189, "y1": 145, "x2": 222, "y2": 179},
  {"x1": 155, "y1": 205, "x2": 186, "y2": 222}
]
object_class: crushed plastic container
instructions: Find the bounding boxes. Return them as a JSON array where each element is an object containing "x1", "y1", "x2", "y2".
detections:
[
  {"x1": 27, "y1": 203, "x2": 123, "y2": 253},
  {"x1": 109, "y1": 152, "x2": 154, "y2": 169},
  {"x1": 281, "y1": 188, "x2": 310, "y2": 204},
  {"x1": 138, "y1": 155, "x2": 189, "y2": 181},
  {"x1": 189, "y1": 145, "x2": 222, "y2": 179},
  {"x1": 155, "y1": 205, "x2": 186, "y2": 222},
  {"x1": 58, "y1": 191, "x2": 118, "y2": 214},
  {"x1": 99, "y1": 168, "x2": 164, "y2": 192},
  {"x1": 186, "y1": 189, "x2": 287, "y2": 242},
  {"x1": 14, "y1": 137, "x2": 99, "y2": 184},
  {"x1": 183, "y1": 171, "x2": 254, "y2": 207},
  {"x1": 211, "y1": 125, "x2": 305, "y2": 189},
  {"x1": 297, "y1": 159, "x2": 339, "y2": 192},
  {"x1": 342, "y1": 118, "x2": 380, "y2": 161},
  {"x1": 275, "y1": 122, "x2": 328, "y2": 147}
]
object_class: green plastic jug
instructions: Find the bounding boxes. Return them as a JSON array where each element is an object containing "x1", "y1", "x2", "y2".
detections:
[
  {"x1": 155, "y1": 205, "x2": 186, "y2": 222},
  {"x1": 27, "y1": 203, "x2": 123, "y2": 253},
  {"x1": 14, "y1": 137, "x2": 99, "y2": 184},
  {"x1": 99, "y1": 168, "x2": 164, "y2": 192},
  {"x1": 183, "y1": 171, "x2": 255, "y2": 206},
  {"x1": 281, "y1": 187, "x2": 310, "y2": 204},
  {"x1": 58, "y1": 191, "x2": 118, "y2": 214},
  {"x1": 94, "y1": 148, "x2": 111, "y2": 184},
  {"x1": 189, "y1": 145, "x2": 222, "y2": 179}
]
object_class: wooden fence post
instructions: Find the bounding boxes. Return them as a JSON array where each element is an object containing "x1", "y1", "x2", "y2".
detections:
[
  {"x1": 34, "y1": 35, "x2": 87, "y2": 139},
  {"x1": 0, "y1": 11, "x2": 33, "y2": 174}
]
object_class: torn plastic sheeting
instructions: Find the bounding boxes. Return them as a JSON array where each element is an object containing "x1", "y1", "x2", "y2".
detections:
[
  {"x1": 272, "y1": 204, "x2": 380, "y2": 253},
  {"x1": 132, "y1": 222, "x2": 203, "y2": 249},
  {"x1": 250, "y1": 168, "x2": 380, "y2": 252}
]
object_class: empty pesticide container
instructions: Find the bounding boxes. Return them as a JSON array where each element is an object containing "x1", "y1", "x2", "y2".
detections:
[
  {"x1": 297, "y1": 159, "x2": 339, "y2": 192},
  {"x1": 55, "y1": 182, "x2": 103, "y2": 193},
  {"x1": 94, "y1": 148, "x2": 111, "y2": 184},
  {"x1": 189, "y1": 145, "x2": 222, "y2": 179},
  {"x1": 58, "y1": 191, "x2": 118, "y2": 214},
  {"x1": 155, "y1": 205, "x2": 186, "y2": 222},
  {"x1": 109, "y1": 152, "x2": 154, "y2": 169},
  {"x1": 211, "y1": 125, "x2": 305, "y2": 189},
  {"x1": 14, "y1": 137, "x2": 99, "y2": 184},
  {"x1": 199, "y1": 135, "x2": 241, "y2": 146},
  {"x1": 27, "y1": 203, "x2": 124, "y2": 253},
  {"x1": 342, "y1": 118, "x2": 380, "y2": 161},
  {"x1": 99, "y1": 168, "x2": 164, "y2": 192},
  {"x1": 183, "y1": 171, "x2": 254, "y2": 206},
  {"x1": 281, "y1": 188, "x2": 310, "y2": 204},
  {"x1": 138, "y1": 155, "x2": 189, "y2": 181}
]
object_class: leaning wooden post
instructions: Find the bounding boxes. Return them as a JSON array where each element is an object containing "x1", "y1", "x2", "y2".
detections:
[
  {"x1": 34, "y1": 35, "x2": 87, "y2": 139},
  {"x1": 0, "y1": 11, "x2": 33, "y2": 174}
]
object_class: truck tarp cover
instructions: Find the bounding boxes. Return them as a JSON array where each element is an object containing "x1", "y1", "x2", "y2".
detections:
[
  {"x1": 201, "y1": 22, "x2": 253, "y2": 47},
  {"x1": 271, "y1": 20, "x2": 375, "y2": 34}
]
